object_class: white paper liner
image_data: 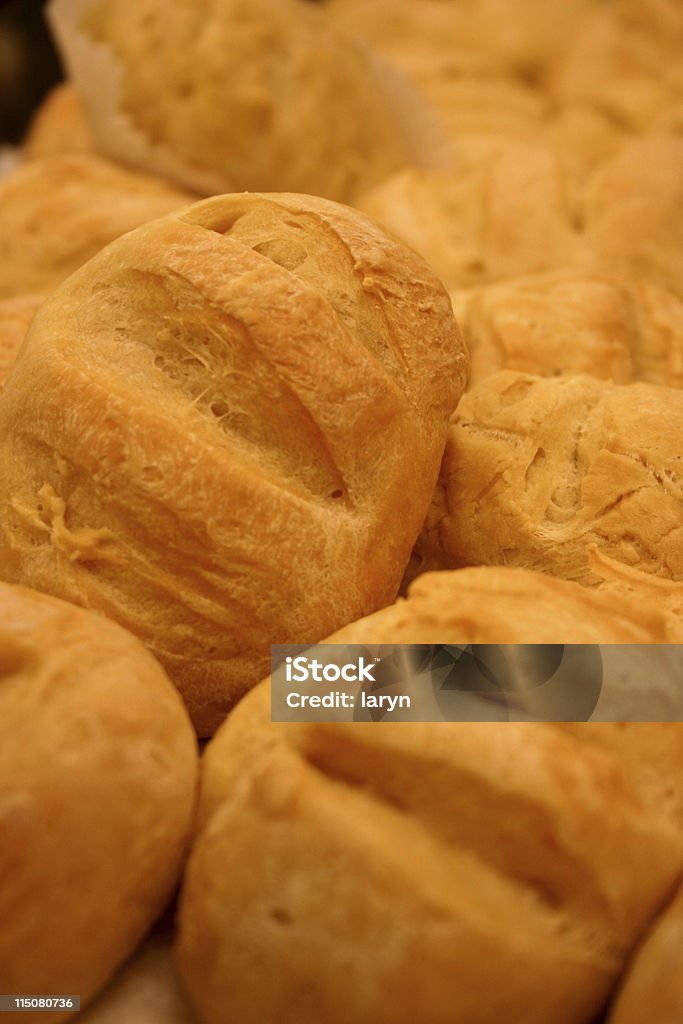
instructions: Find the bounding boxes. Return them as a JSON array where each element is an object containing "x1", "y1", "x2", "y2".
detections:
[
  {"x1": 47, "y1": 0, "x2": 451, "y2": 199},
  {"x1": 80, "y1": 925, "x2": 200, "y2": 1024}
]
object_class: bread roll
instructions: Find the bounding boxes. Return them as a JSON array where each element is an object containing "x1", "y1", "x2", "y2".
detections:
[
  {"x1": 0, "y1": 153, "x2": 193, "y2": 299},
  {"x1": 48, "y1": 0, "x2": 437, "y2": 202},
  {"x1": 355, "y1": 142, "x2": 585, "y2": 291},
  {"x1": 415, "y1": 371, "x2": 683, "y2": 585},
  {"x1": 323, "y1": 566, "x2": 683, "y2": 721},
  {"x1": 176, "y1": 683, "x2": 683, "y2": 1024},
  {"x1": 0, "y1": 191, "x2": 466, "y2": 735},
  {"x1": 332, "y1": 565, "x2": 670, "y2": 646},
  {"x1": 607, "y1": 882, "x2": 683, "y2": 1024},
  {"x1": 451, "y1": 270, "x2": 683, "y2": 387},
  {"x1": 0, "y1": 581, "x2": 198, "y2": 1021}
]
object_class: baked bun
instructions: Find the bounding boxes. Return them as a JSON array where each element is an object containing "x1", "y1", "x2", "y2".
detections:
[
  {"x1": 607, "y1": 882, "x2": 683, "y2": 1024},
  {"x1": 330, "y1": 565, "x2": 670, "y2": 645},
  {"x1": 0, "y1": 191, "x2": 466, "y2": 735},
  {"x1": 415, "y1": 371, "x2": 683, "y2": 585},
  {"x1": 48, "y1": 0, "x2": 439, "y2": 202},
  {"x1": 328, "y1": 569, "x2": 683, "y2": 719},
  {"x1": 356, "y1": 142, "x2": 585, "y2": 291},
  {"x1": 451, "y1": 270, "x2": 683, "y2": 388},
  {"x1": 0, "y1": 292, "x2": 45, "y2": 386},
  {"x1": 22, "y1": 82, "x2": 93, "y2": 160},
  {"x1": 0, "y1": 153, "x2": 193, "y2": 299},
  {"x1": 176, "y1": 684, "x2": 683, "y2": 1024},
  {"x1": 0, "y1": 581, "x2": 198, "y2": 1020}
]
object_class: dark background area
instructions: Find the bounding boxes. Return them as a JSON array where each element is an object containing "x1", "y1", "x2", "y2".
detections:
[{"x1": 0, "y1": 0, "x2": 62, "y2": 143}]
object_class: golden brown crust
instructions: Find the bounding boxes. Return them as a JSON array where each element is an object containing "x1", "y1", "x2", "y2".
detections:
[
  {"x1": 0, "y1": 191, "x2": 466, "y2": 735},
  {"x1": 0, "y1": 582, "x2": 198, "y2": 1020},
  {"x1": 329, "y1": 565, "x2": 670, "y2": 645},
  {"x1": 0, "y1": 153, "x2": 193, "y2": 299},
  {"x1": 558, "y1": 723, "x2": 683, "y2": 833},
  {"x1": 177, "y1": 682, "x2": 683, "y2": 1024},
  {"x1": 415, "y1": 371, "x2": 683, "y2": 586},
  {"x1": 451, "y1": 270, "x2": 683, "y2": 388}
]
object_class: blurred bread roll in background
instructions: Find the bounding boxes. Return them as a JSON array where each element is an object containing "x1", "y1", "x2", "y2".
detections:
[
  {"x1": 324, "y1": 0, "x2": 596, "y2": 77},
  {"x1": 48, "y1": 0, "x2": 447, "y2": 202},
  {"x1": 583, "y1": 136, "x2": 683, "y2": 299},
  {"x1": 0, "y1": 581, "x2": 198, "y2": 1020},
  {"x1": 355, "y1": 135, "x2": 683, "y2": 297},
  {"x1": 545, "y1": 0, "x2": 683, "y2": 133},
  {"x1": 0, "y1": 191, "x2": 466, "y2": 735},
  {"x1": 356, "y1": 142, "x2": 585, "y2": 292},
  {"x1": 0, "y1": 152, "x2": 193, "y2": 299}
]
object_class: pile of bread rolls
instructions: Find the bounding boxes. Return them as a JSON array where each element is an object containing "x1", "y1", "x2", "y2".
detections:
[{"x1": 1, "y1": 0, "x2": 682, "y2": 1022}]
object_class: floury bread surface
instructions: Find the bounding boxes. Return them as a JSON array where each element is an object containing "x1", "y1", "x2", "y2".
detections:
[
  {"x1": 0, "y1": 582, "x2": 198, "y2": 1022},
  {"x1": 176, "y1": 682, "x2": 683, "y2": 1024},
  {"x1": 413, "y1": 371, "x2": 683, "y2": 586},
  {"x1": 0, "y1": 192, "x2": 466, "y2": 735}
]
